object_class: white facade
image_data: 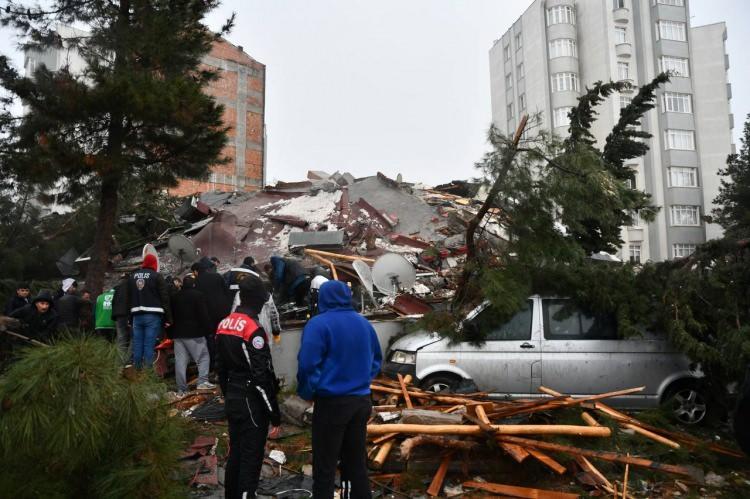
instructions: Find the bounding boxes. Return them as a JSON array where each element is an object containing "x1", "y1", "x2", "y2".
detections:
[{"x1": 489, "y1": 0, "x2": 734, "y2": 262}]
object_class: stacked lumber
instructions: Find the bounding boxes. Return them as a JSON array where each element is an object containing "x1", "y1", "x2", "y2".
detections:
[{"x1": 366, "y1": 376, "x2": 743, "y2": 498}]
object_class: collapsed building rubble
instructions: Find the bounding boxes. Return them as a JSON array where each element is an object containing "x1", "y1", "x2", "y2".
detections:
[{"x1": 99, "y1": 170, "x2": 507, "y2": 321}]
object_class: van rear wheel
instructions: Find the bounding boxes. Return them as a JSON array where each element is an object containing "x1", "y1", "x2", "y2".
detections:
[
  {"x1": 663, "y1": 384, "x2": 710, "y2": 425},
  {"x1": 421, "y1": 374, "x2": 460, "y2": 393}
]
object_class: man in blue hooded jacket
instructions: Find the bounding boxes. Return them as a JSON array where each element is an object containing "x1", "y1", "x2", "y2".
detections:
[{"x1": 297, "y1": 280, "x2": 382, "y2": 499}]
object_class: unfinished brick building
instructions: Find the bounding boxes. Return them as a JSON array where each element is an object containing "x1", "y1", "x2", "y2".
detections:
[{"x1": 172, "y1": 39, "x2": 266, "y2": 196}]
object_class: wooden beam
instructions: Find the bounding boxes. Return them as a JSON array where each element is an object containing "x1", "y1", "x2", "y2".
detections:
[
  {"x1": 463, "y1": 480, "x2": 579, "y2": 499},
  {"x1": 398, "y1": 373, "x2": 414, "y2": 409},
  {"x1": 304, "y1": 249, "x2": 376, "y2": 263},
  {"x1": 496, "y1": 436, "x2": 702, "y2": 481},
  {"x1": 543, "y1": 386, "x2": 741, "y2": 458},
  {"x1": 581, "y1": 412, "x2": 601, "y2": 427},
  {"x1": 371, "y1": 440, "x2": 395, "y2": 470},
  {"x1": 526, "y1": 447, "x2": 567, "y2": 475},
  {"x1": 500, "y1": 443, "x2": 531, "y2": 463},
  {"x1": 371, "y1": 433, "x2": 399, "y2": 445},
  {"x1": 426, "y1": 452, "x2": 453, "y2": 497},
  {"x1": 400, "y1": 436, "x2": 478, "y2": 460},
  {"x1": 622, "y1": 423, "x2": 681, "y2": 449},
  {"x1": 368, "y1": 424, "x2": 611, "y2": 438},
  {"x1": 575, "y1": 455, "x2": 613, "y2": 491}
]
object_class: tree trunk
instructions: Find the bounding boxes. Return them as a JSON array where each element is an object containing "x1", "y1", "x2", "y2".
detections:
[
  {"x1": 85, "y1": 0, "x2": 129, "y2": 296},
  {"x1": 455, "y1": 116, "x2": 528, "y2": 308},
  {"x1": 85, "y1": 175, "x2": 120, "y2": 296}
]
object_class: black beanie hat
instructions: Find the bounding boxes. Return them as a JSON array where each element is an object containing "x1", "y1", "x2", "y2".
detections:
[{"x1": 238, "y1": 275, "x2": 269, "y2": 313}]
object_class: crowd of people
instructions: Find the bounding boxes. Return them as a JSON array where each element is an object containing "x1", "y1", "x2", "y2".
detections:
[{"x1": 3, "y1": 251, "x2": 380, "y2": 499}]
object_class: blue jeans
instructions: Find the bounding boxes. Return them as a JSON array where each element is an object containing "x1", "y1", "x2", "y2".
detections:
[{"x1": 131, "y1": 313, "x2": 163, "y2": 369}]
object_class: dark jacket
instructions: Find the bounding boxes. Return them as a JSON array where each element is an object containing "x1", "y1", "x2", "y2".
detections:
[
  {"x1": 10, "y1": 292, "x2": 59, "y2": 343},
  {"x1": 215, "y1": 306, "x2": 281, "y2": 426},
  {"x1": 4, "y1": 295, "x2": 30, "y2": 316},
  {"x1": 56, "y1": 293, "x2": 86, "y2": 328},
  {"x1": 169, "y1": 288, "x2": 212, "y2": 339},
  {"x1": 297, "y1": 281, "x2": 382, "y2": 400},
  {"x1": 111, "y1": 280, "x2": 129, "y2": 320},
  {"x1": 126, "y1": 268, "x2": 173, "y2": 323},
  {"x1": 195, "y1": 271, "x2": 232, "y2": 328},
  {"x1": 270, "y1": 257, "x2": 309, "y2": 291}
]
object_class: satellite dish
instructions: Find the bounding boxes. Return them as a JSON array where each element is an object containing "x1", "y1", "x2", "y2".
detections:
[
  {"x1": 372, "y1": 253, "x2": 416, "y2": 296},
  {"x1": 142, "y1": 243, "x2": 160, "y2": 272},
  {"x1": 168, "y1": 234, "x2": 198, "y2": 268},
  {"x1": 353, "y1": 259, "x2": 376, "y2": 304}
]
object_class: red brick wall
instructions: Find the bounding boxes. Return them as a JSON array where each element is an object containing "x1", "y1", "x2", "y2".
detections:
[{"x1": 170, "y1": 38, "x2": 265, "y2": 197}]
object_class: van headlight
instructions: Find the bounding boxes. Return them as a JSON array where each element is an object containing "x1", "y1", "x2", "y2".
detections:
[{"x1": 389, "y1": 350, "x2": 416, "y2": 364}]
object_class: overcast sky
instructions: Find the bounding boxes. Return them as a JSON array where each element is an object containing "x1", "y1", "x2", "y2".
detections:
[{"x1": 2, "y1": 1, "x2": 748, "y2": 185}]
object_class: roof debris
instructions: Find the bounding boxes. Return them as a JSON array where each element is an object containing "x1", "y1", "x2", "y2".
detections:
[{"x1": 106, "y1": 170, "x2": 505, "y2": 318}]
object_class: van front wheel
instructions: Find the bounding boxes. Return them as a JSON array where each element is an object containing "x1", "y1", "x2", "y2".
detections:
[
  {"x1": 421, "y1": 374, "x2": 461, "y2": 393},
  {"x1": 663, "y1": 383, "x2": 710, "y2": 425}
]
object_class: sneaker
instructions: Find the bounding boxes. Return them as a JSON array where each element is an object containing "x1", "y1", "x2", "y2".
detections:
[{"x1": 197, "y1": 382, "x2": 217, "y2": 390}]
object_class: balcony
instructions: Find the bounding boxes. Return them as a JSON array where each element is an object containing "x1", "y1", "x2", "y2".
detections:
[
  {"x1": 613, "y1": 7, "x2": 629, "y2": 23},
  {"x1": 615, "y1": 42, "x2": 632, "y2": 58}
]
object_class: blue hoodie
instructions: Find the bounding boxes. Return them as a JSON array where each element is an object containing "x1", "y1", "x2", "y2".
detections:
[{"x1": 297, "y1": 280, "x2": 382, "y2": 400}]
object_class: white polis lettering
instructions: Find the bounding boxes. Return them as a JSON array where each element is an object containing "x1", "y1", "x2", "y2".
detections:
[{"x1": 219, "y1": 316, "x2": 248, "y2": 332}]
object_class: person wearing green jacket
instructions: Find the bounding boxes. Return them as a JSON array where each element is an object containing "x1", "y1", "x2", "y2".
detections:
[{"x1": 95, "y1": 288, "x2": 117, "y2": 342}]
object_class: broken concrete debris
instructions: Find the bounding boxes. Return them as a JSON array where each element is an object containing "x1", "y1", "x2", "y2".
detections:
[{"x1": 105, "y1": 170, "x2": 502, "y2": 318}]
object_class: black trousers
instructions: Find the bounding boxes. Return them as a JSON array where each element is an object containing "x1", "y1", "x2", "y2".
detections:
[
  {"x1": 225, "y1": 390, "x2": 270, "y2": 499},
  {"x1": 312, "y1": 395, "x2": 372, "y2": 499}
]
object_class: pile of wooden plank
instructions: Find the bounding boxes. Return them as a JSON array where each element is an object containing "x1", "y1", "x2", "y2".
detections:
[{"x1": 366, "y1": 376, "x2": 743, "y2": 498}]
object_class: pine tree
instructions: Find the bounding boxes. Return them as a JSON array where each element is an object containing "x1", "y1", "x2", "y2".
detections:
[
  {"x1": 449, "y1": 75, "x2": 668, "y2": 338},
  {"x1": 0, "y1": 1, "x2": 233, "y2": 294},
  {"x1": 712, "y1": 115, "x2": 750, "y2": 238},
  {"x1": 0, "y1": 335, "x2": 188, "y2": 497}
]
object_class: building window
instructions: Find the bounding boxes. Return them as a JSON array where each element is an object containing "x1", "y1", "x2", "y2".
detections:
[
  {"x1": 553, "y1": 107, "x2": 573, "y2": 128},
  {"x1": 618, "y1": 62, "x2": 630, "y2": 81},
  {"x1": 504, "y1": 44, "x2": 511, "y2": 61},
  {"x1": 626, "y1": 173, "x2": 637, "y2": 189},
  {"x1": 657, "y1": 20, "x2": 687, "y2": 41},
  {"x1": 505, "y1": 73, "x2": 513, "y2": 89},
  {"x1": 615, "y1": 27, "x2": 627, "y2": 44},
  {"x1": 657, "y1": 0, "x2": 684, "y2": 6},
  {"x1": 672, "y1": 243, "x2": 696, "y2": 258},
  {"x1": 551, "y1": 72, "x2": 580, "y2": 93},
  {"x1": 519, "y1": 93, "x2": 526, "y2": 112},
  {"x1": 670, "y1": 205, "x2": 700, "y2": 226},
  {"x1": 548, "y1": 39, "x2": 578, "y2": 58},
  {"x1": 629, "y1": 244, "x2": 642, "y2": 264},
  {"x1": 665, "y1": 129, "x2": 695, "y2": 150},
  {"x1": 669, "y1": 166, "x2": 697, "y2": 187},
  {"x1": 629, "y1": 210, "x2": 642, "y2": 227},
  {"x1": 517, "y1": 63, "x2": 524, "y2": 82},
  {"x1": 614, "y1": 0, "x2": 626, "y2": 9},
  {"x1": 620, "y1": 96, "x2": 633, "y2": 109},
  {"x1": 547, "y1": 5, "x2": 576, "y2": 26},
  {"x1": 507, "y1": 102, "x2": 514, "y2": 119},
  {"x1": 659, "y1": 56, "x2": 689, "y2": 77},
  {"x1": 662, "y1": 92, "x2": 692, "y2": 113},
  {"x1": 515, "y1": 32, "x2": 523, "y2": 50}
]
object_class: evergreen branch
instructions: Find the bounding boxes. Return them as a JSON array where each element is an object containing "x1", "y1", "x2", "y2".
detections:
[
  {"x1": 602, "y1": 72, "x2": 670, "y2": 168},
  {"x1": 565, "y1": 80, "x2": 632, "y2": 151}
]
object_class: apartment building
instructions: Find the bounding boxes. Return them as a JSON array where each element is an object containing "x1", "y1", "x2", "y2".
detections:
[
  {"x1": 24, "y1": 27, "x2": 266, "y2": 196},
  {"x1": 489, "y1": 0, "x2": 734, "y2": 262}
]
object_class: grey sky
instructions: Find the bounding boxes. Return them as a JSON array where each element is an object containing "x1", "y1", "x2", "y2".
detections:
[{"x1": 2, "y1": 1, "x2": 748, "y2": 185}]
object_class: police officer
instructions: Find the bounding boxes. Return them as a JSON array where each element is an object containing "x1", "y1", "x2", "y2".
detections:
[{"x1": 216, "y1": 275, "x2": 281, "y2": 499}]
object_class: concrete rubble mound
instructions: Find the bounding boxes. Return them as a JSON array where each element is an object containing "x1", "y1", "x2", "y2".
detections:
[{"x1": 110, "y1": 170, "x2": 507, "y2": 320}]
